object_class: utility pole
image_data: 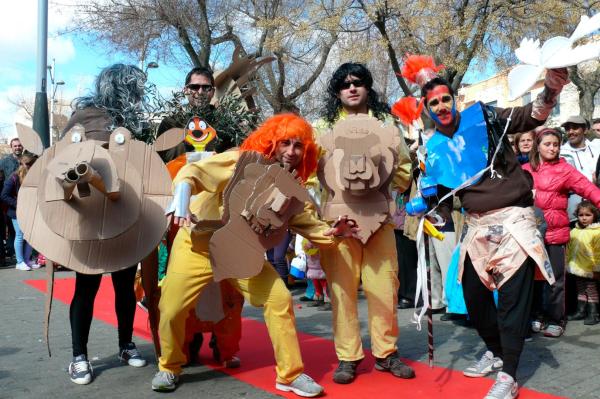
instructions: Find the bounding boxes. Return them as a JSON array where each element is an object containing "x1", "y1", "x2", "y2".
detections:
[
  {"x1": 32, "y1": 0, "x2": 49, "y2": 148},
  {"x1": 48, "y1": 58, "x2": 65, "y2": 146}
]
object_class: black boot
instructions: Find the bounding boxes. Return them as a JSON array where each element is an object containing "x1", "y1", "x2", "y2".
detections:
[
  {"x1": 584, "y1": 302, "x2": 599, "y2": 326},
  {"x1": 568, "y1": 300, "x2": 587, "y2": 321},
  {"x1": 185, "y1": 333, "x2": 203, "y2": 366}
]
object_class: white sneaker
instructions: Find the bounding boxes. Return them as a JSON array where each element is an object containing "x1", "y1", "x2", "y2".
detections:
[
  {"x1": 118, "y1": 342, "x2": 147, "y2": 367},
  {"x1": 463, "y1": 350, "x2": 503, "y2": 377},
  {"x1": 28, "y1": 262, "x2": 41, "y2": 269},
  {"x1": 275, "y1": 373, "x2": 324, "y2": 397},
  {"x1": 69, "y1": 354, "x2": 93, "y2": 385},
  {"x1": 15, "y1": 262, "x2": 31, "y2": 271},
  {"x1": 484, "y1": 371, "x2": 519, "y2": 399}
]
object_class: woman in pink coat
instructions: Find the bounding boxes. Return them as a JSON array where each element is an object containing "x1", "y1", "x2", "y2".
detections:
[{"x1": 523, "y1": 127, "x2": 600, "y2": 337}]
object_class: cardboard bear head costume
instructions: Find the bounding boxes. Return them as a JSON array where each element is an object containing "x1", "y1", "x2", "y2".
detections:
[
  {"x1": 15, "y1": 123, "x2": 172, "y2": 274},
  {"x1": 318, "y1": 114, "x2": 401, "y2": 243}
]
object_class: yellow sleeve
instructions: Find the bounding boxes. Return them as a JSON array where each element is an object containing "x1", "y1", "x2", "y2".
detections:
[
  {"x1": 289, "y1": 202, "x2": 336, "y2": 249},
  {"x1": 391, "y1": 122, "x2": 412, "y2": 193},
  {"x1": 173, "y1": 150, "x2": 239, "y2": 195}
]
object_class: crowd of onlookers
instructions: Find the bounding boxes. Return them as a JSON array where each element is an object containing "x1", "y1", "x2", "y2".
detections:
[{"x1": 0, "y1": 138, "x2": 41, "y2": 271}]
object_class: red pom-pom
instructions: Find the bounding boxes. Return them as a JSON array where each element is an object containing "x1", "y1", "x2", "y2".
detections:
[
  {"x1": 391, "y1": 97, "x2": 424, "y2": 126},
  {"x1": 400, "y1": 54, "x2": 444, "y2": 86}
]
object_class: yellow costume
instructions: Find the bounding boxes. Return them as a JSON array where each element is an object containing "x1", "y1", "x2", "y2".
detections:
[
  {"x1": 314, "y1": 112, "x2": 412, "y2": 361},
  {"x1": 567, "y1": 223, "x2": 600, "y2": 279},
  {"x1": 158, "y1": 150, "x2": 336, "y2": 383}
]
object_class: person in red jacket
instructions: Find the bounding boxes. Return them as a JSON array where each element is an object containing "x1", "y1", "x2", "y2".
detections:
[{"x1": 522, "y1": 127, "x2": 600, "y2": 337}]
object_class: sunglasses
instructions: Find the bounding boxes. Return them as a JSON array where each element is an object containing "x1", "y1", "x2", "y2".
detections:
[
  {"x1": 186, "y1": 84, "x2": 214, "y2": 92},
  {"x1": 427, "y1": 95, "x2": 453, "y2": 108},
  {"x1": 339, "y1": 79, "x2": 366, "y2": 90}
]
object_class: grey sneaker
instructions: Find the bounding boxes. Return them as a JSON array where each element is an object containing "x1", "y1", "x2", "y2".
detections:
[
  {"x1": 119, "y1": 342, "x2": 147, "y2": 367},
  {"x1": 151, "y1": 370, "x2": 179, "y2": 392},
  {"x1": 68, "y1": 354, "x2": 93, "y2": 385},
  {"x1": 531, "y1": 320, "x2": 546, "y2": 333},
  {"x1": 275, "y1": 373, "x2": 324, "y2": 397},
  {"x1": 463, "y1": 350, "x2": 503, "y2": 377},
  {"x1": 484, "y1": 371, "x2": 518, "y2": 399},
  {"x1": 543, "y1": 324, "x2": 564, "y2": 338}
]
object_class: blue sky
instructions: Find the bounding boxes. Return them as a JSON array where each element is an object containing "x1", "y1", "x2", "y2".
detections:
[
  {"x1": 0, "y1": 0, "x2": 186, "y2": 138},
  {"x1": 0, "y1": 1, "x2": 501, "y2": 139}
]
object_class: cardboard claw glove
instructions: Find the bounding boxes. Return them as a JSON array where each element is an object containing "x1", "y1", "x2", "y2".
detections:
[{"x1": 531, "y1": 67, "x2": 569, "y2": 121}]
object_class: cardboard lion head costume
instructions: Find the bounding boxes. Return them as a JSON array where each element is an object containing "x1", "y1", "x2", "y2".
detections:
[
  {"x1": 15, "y1": 123, "x2": 172, "y2": 274},
  {"x1": 318, "y1": 114, "x2": 401, "y2": 243}
]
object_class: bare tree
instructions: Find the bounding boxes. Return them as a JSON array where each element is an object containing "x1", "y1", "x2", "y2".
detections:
[
  {"x1": 69, "y1": 0, "x2": 347, "y2": 113},
  {"x1": 350, "y1": 0, "x2": 574, "y2": 96}
]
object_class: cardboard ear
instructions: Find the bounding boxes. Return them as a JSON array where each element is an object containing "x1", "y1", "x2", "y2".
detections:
[
  {"x1": 15, "y1": 123, "x2": 44, "y2": 155},
  {"x1": 153, "y1": 128, "x2": 185, "y2": 151}
]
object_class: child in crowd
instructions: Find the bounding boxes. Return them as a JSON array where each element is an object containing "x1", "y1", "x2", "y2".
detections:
[
  {"x1": 566, "y1": 201, "x2": 600, "y2": 325},
  {"x1": 0, "y1": 152, "x2": 39, "y2": 271},
  {"x1": 304, "y1": 238, "x2": 331, "y2": 311}
]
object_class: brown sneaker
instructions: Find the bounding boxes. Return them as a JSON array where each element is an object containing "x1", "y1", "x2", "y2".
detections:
[
  {"x1": 332, "y1": 359, "x2": 362, "y2": 384},
  {"x1": 374, "y1": 352, "x2": 415, "y2": 379}
]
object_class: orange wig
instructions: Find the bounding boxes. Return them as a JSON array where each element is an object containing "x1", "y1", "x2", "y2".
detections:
[{"x1": 240, "y1": 113, "x2": 318, "y2": 182}]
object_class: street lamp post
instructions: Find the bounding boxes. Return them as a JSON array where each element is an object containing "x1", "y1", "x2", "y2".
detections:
[{"x1": 47, "y1": 58, "x2": 65, "y2": 146}]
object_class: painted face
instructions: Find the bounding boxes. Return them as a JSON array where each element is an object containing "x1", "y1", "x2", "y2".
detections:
[
  {"x1": 577, "y1": 207, "x2": 595, "y2": 227},
  {"x1": 274, "y1": 138, "x2": 304, "y2": 169},
  {"x1": 538, "y1": 134, "x2": 560, "y2": 162},
  {"x1": 337, "y1": 75, "x2": 368, "y2": 113},
  {"x1": 517, "y1": 132, "x2": 534, "y2": 154},
  {"x1": 184, "y1": 73, "x2": 215, "y2": 106},
  {"x1": 564, "y1": 123, "x2": 586, "y2": 148},
  {"x1": 592, "y1": 122, "x2": 600, "y2": 139},
  {"x1": 425, "y1": 85, "x2": 456, "y2": 126}
]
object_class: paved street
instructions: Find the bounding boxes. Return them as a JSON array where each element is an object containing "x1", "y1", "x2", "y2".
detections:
[{"x1": 1, "y1": 266, "x2": 600, "y2": 399}]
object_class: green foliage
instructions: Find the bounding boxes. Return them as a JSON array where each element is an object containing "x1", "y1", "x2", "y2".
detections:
[{"x1": 139, "y1": 84, "x2": 261, "y2": 146}]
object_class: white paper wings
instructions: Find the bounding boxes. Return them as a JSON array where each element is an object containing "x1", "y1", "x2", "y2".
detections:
[{"x1": 508, "y1": 14, "x2": 600, "y2": 101}]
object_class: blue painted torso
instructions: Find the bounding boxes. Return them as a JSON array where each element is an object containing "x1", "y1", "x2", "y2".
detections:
[{"x1": 425, "y1": 102, "x2": 489, "y2": 189}]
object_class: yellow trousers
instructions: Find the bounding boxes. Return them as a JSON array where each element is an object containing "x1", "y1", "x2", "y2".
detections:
[
  {"x1": 320, "y1": 223, "x2": 399, "y2": 361},
  {"x1": 158, "y1": 227, "x2": 303, "y2": 384}
]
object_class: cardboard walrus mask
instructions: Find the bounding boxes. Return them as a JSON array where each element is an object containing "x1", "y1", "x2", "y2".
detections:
[{"x1": 15, "y1": 123, "x2": 173, "y2": 274}]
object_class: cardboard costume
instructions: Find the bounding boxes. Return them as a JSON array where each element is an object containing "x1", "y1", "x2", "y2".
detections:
[
  {"x1": 314, "y1": 112, "x2": 412, "y2": 362},
  {"x1": 15, "y1": 122, "x2": 172, "y2": 355},
  {"x1": 157, "y1": 149, "x2": 338, "y2": 383},
  {"x1": 317, "y1": 114, "x2": 402, "y2": 243}
]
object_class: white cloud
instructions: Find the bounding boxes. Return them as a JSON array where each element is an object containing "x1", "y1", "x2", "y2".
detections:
[
  {"x1": 0, "y1": 0, "x2": 77, "y2": 63},
  {"x1": 49, "y1": 35, "x2": 76, "y2": 64}
]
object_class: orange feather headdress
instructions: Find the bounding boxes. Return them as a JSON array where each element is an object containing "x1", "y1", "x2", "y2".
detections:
[{"x1": 400, "y1": 54, "x2": 444, "y2": 88}]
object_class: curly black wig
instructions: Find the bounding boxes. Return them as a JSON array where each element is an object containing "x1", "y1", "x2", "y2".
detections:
[{"x1": 322, "y1": 63, "x2": 390, "y2": 125}]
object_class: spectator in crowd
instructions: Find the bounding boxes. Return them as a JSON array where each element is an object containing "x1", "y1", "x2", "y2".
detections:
[
  {"x1": 591, "y1": 118, "x2": 600, "y2": 139},
  {"x1": 559, "y1": 115, "x2": 600, "y2": 221},
  {"x1": 514, "y1": 131, "x2": 534, "y2": 165},
  {"x1": 523, "y1": 127, "x2": 600, "y2": 337},
  {"x1": 1, "y1": 152, "x2": 38, "y2": 271},
  {"x1": 566, "y1": 200, "x2": 600, "y2": 325},
  {"x1": 0, "y1": 137, "x2": 23, "y2": 261},
  {"x1": 393, "y1": 188, "x2": 418, "y2": 309}
]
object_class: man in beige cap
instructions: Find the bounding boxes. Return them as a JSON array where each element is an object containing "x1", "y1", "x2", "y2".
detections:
[{"x1": 560, "y1": 115, "x2": 600, "y2": 221}]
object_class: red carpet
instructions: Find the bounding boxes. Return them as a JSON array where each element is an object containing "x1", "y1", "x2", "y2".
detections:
[{"x1": 25, "y1": 277, "x2": 565, "y2": 399}]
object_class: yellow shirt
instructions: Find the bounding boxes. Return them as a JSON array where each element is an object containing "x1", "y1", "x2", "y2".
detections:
[
  {"x1": 173, "y1": 150, "x2": 336, "y2": 248},
  {"x1": 567, "y1": 223, "x2": 600, "y2": 278}
]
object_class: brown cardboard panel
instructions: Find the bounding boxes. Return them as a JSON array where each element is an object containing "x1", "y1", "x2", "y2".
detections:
[
  {"x1": 317, "y1": 114, "x2": 401, "y2": 244},
  {"x1": 15, "y1": 123, "x2": 44, "y2": 155},
  {"x1": 153, "y1": 128, "x2": 185, "y2": 152},
  {"x1": 45, "y1": 141, "x2": 96, "y2": 179},
  {"x1": 210, "y1": 159, "x2": 309, "y2": 281},
  {"x1": 195, "y1": 280, "x2": 225, "y2": 322},
  {"x1": 17, "y1": 126, "x2": 172, "y2": 274}
]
